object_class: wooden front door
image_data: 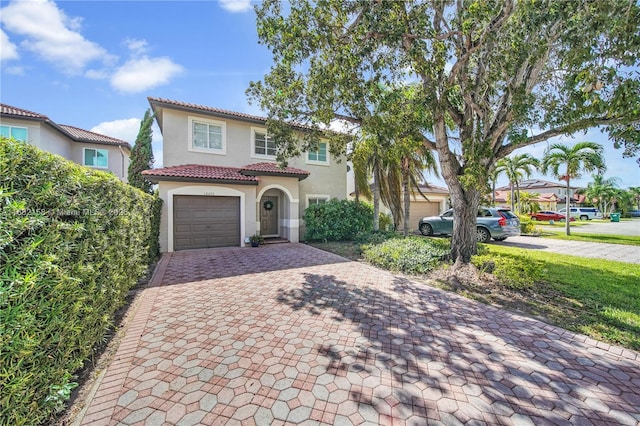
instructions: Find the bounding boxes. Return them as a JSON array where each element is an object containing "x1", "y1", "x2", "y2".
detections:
[{"x1": 260, "y1": 196, "x2": 278, "y2": 236}]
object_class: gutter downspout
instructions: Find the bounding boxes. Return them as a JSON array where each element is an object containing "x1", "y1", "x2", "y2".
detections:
[{"x1": 118, "y1": 145, "x2": 127, "y2": 182}]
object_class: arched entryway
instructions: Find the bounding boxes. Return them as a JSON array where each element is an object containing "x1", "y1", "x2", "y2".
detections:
[{"x1": 257, "y1": 186, "x2": 293, "y2": 241}]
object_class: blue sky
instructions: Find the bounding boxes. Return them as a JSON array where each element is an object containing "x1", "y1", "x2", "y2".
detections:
[{"x1": 1, "y1": 0, "x2": 638, "y2": 190}]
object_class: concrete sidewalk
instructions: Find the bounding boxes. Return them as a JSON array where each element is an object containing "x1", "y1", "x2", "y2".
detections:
[
  {"x1": 495, "y1": 235, "x2": 640, "y2": 264},
  {"x1": 78, "y1": 244, "x2": 640, "y2": 425}
]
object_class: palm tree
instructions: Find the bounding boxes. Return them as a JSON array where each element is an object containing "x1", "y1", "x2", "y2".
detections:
[
  {"x1": 518, "y1": 192, "x2": 540, "y2": 214},
  {"x1": 542, "y1": 142, "x2": 606, "y2": 235},
  {"x1": 495, "y1": 154, "x2": 540, "y2": 214},
  {"x1": 352, "y1": 132, "x2": 401, "y2": 231},
  {"x1": 628, "y1": 186, "x2": 640, "y2": 210},
  {"x1": 395, "y1": 138, "x2": 439, "y2": 236},
  {"x1": 584, "y1": 175, "x2": 620, "y2": 217}
]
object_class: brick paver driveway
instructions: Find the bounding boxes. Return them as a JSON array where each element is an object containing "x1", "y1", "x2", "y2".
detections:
[{"x1": 80, "y1": 244, "x2": 640, "y2": 425}]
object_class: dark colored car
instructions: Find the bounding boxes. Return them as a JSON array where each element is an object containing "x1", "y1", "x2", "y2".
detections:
[
  {"x1": 418, "y1": 207, "x2": 521, "y2": 243},
  {"x1": 530, "y1": 210, "x2": 575, "y2": 222},
  {"x1": 629, "y1": 210, "x2": 640, "y2": 218}
]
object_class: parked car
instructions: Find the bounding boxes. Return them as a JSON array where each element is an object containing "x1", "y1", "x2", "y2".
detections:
[
  {"x1": 418, "y1": 207, "x2": 521, "y2": 243},
  {"x1": 529, "y1": 210, "x2": 575, "y2": 222},
  {"x1": 557, "y1": 207, "x2": 603, "y2": 220},
  {"x1": 629, "y1": 210, "x2": 640, "y2": 218}
]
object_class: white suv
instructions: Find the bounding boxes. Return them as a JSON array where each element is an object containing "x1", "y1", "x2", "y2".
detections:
[{"x1": 558, "y1": 207, "x2": 603, "y2": 220}]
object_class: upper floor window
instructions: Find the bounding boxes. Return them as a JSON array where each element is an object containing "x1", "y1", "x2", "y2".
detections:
[
  {"x1": 307, "y1": 141, "x2": 329, "y2": 165},
  {"x1": 188, "y1": 116, "x2": 226, "y2": 154},
  {"x1": 84, "y1": 148, "x2": 108, "y2": 168},
  {"x1": 252, "y1": 129, "x2": 276, "y2": 158},
  {"x1": 1, "y1": 125, "x2": 27, "y2": 141},
  {"x1": 306, "y1": 195, "x2": 330, "y2": 208}
]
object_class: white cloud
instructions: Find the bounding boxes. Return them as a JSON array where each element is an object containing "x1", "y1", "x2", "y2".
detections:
[
  {"x1": 219, "y1": 0, "x2": 253, "y2": 13},
  {"x1": 85, "y1": 68, "x2": 109, "y2": 80},
  {"x1": 0, "y1": 29, "x2": 19, "y2": 60},
  {"x1": 110, "y1": 56, "x2": 183, "y2": 93},
  {"x1": 91, "y1": 119, "x2": 163, "y2": 167},
  {"x1": 0, "y1": 0, "x2": 113, "y2": 73},
  {"x1": 124, "y1": 38, "x2": 149, "y2": 55},
  {"x1": 91, "y1": 118, "x2": 141, "y2": 143}
]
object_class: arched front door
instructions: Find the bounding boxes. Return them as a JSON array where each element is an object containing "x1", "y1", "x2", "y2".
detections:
[{"x1": 260, "y1": 195, "x2": 279, "y2": 237}]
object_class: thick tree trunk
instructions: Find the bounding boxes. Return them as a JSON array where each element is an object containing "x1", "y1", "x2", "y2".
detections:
[
  {"x1": 492, "y1": 180, "x2": 496, "y2": 207},
  {"x1": 432, "y1": 116, "x2": 481, "y2": 265}
]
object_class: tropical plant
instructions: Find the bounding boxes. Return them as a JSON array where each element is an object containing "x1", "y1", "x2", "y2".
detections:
[
  {"x1": 542, "y1": 142, "x2": 606, "y2": 235},
  {"x1": 495, "y1": 154, "x2": 540, "y2": 214},
  {"x1": 518, "y1": 191, "x2": 541, "y2": 214},
  {"x1": 583, "y1": 175, "x2": 620, "y2": 216},
  {"x1": 248, "y1": 1, "x2": 640, "y2": 267}
]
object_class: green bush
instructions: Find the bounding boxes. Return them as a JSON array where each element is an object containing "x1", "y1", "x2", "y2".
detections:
[
  {"x1": 354, "y1": 230, "x2": 401, "y2": 245},
  {"x1": 518, "y1": 215, "x2": 537, "y2": 234},
  {"x1": 304, "y1": 199, "x2": 373, "y2": 241},
  {"x1": 378, "y1": 213, "x2": 394, "y2": 232},
  {"x1": 363, "y1": 237, "x2": 449, "y2": 274},
  {"x1": 0, "y1": 138, "x2": 158, "y2": 425},
  {"x1": 472, "y1": 251, "x2": 542, "y2": 289}
]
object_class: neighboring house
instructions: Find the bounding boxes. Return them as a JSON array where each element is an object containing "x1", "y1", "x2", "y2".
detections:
[
  {"x1": 492, "y1": 190, "x2": 559, "y2": 211},
  {"x1": 0, "y1": 103, "x2": 131, "y2": 181},
  {"x1": 495, "y1": 178, "x2": 583, "y2": 210},
  {"x1": 346, "y1": 167, "x2": 449, "y2": 231},
  {"x1": 142, "y1": 97, "x2": 347, "y2": 252}
]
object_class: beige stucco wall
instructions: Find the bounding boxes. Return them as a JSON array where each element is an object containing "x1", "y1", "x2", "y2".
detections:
[
  {"x1": 71, "y1": 143, "x2": 130, "y2": 181},
  {"x1": 1, "y1": 118, "x2": 72, "y2": 159},
  {"x1": 156, "y1": 106, "x2": 348, "y2": 241}
]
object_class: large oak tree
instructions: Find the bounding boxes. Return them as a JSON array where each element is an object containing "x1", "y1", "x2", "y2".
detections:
[{"x1": 247, "y1": 0, "x2": 640, "y2": 266}]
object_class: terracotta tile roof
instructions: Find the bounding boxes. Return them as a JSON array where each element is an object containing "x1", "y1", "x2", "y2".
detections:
[
  {"x1": 149, "y1": 97, "x2": 270, "y2": 124},
  {"x1": 142, "y1": 164, "x2": 258, "y2": 184},
  {"x1": 416, "y1": 184, "x2": 449, "y2": 194},
  {"x1": 240, "y1": 162, "x2": 310, "y2": 178},
  {"x1": 58, "y1": 124, "x2": 131, "y2": 149},
  {"x1": 1, "y1": 103, "x2": 49, "y2": 120},
  {"x1": 148, "y1": 97, "x2": 318, "y2": 132},
  {"x1": 1, "y1": 103, "x2": 130, "y2": 149}
]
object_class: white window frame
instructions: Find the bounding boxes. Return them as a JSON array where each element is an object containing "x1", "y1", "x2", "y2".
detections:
[
  {"x1": 306, "y1": 140, "x2": 330, "y2": 166},
  {"x1": 305, "y1": 194, "x2": 331, "y2": 209},
  {"x1": 188, "y1": 116, "x2": 227, "y2": 155},
  {"x1": 0, "y1": 125, "x2": 28, "y2": 141},
  {"x1": 251, "y1": 127, "x2": 277, "y2": 160},
  {"x1": 83, "y1": 147, "x2": 109, "y2": 169}
]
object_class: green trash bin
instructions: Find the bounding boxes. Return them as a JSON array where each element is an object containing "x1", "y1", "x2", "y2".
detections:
[{"x1": 610, "y1": 213, "x2": 620, "y2": 222}]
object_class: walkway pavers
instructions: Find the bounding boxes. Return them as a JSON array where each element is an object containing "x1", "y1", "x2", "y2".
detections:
[{"x1": 79, "y1": 244, "x2": 640, "y2": 425}]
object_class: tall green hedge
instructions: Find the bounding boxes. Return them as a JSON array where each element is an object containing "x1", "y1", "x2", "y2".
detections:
[
  {"x1": 304, "y1": 199, "x2": 373, "y2": 241},
  {"x1": 0, "y1": 138, "x2": 159, "y2": 425}
]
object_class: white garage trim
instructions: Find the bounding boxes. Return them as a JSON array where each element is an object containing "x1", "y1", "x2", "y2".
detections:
[{"x1": 167, "y1": 185, "x2": 246, "y2": 252}]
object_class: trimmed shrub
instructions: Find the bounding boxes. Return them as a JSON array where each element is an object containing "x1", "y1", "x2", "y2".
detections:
[
  {"x1": 518, "y1": 215, "x2": 538, "y2": 234},
  {"x1": 363, "y1": 237, "x2": 450, "y2": 274},
  {"x1": 472, "y1": 252, "x2": 542, "y2": 289},
  {"x1": 304, "y1": 199, "x2": 373, "y2": 241},
  {"x1": 0, "y1": 138, "x2": 158, "y2": 425},
  {"x1": 353, "y1": 230, "x2": 401, "y2": 245}
]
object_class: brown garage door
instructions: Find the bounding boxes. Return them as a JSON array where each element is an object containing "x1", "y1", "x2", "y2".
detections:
[
  {"x1": 173, "y1": 195, "x2": 240, "y2": 250},
  {"x1": 405, "y1": 201, "x2": 441, "y2": 231}
]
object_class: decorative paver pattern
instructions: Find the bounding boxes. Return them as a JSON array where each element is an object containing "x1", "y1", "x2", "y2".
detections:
[{"x1": 80, "y1": 244, "x2": 640, "y2": 425}]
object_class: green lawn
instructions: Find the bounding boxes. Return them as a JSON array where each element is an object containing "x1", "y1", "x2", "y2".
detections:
[
  {"x1": 308, "y1": 239, "x2": 640, "y2": 350},
  {"x1": 479, "y1": 245, "x2": 640, "y2": 350}
]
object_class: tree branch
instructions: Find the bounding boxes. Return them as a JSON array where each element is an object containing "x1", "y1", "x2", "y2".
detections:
[{"x1": 495, "y1": 116, "x2": 635, "y2": 159}]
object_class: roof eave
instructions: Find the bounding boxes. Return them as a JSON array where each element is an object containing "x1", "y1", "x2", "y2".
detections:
[
  {"x1": 143, "y1": 175, "x2": 258, "y2": 186},
  {"x1": 239, "y1": 170, "x2": 309, "y2": 181}
]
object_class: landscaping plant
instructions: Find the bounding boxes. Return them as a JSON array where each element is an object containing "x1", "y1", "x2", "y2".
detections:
[
  {"x1": 304, "y1": 199, "x2": 373, "y2": 241},
  {"x1": 0, "y1": 138, "x2": 159, "y2": 425}
]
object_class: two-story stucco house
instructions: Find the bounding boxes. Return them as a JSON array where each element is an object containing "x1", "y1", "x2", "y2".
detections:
[
  {"x1": 1, "y1": 103, "x2": 131, "y2": 180},
  {"x1": 142, "y1": 97, "x2": 347, "y2": 252}
]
